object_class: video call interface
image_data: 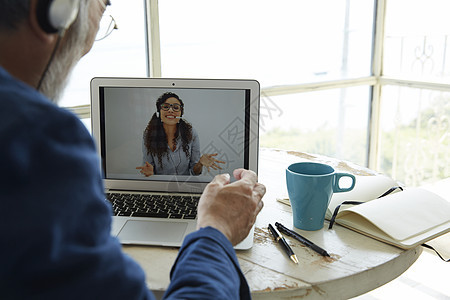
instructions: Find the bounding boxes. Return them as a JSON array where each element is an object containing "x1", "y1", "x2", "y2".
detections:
[{"x1": 99, "y1": 86, "x2": 252, "y2": 183}]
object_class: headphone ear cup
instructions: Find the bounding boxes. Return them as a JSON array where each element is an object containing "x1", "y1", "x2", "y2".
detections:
[
  {"x1": 156, "y1": 112, "x2": 159, "y2": 118},
  {"x1": 36, "y1": 0, "x2": 80, "y2": 34}
]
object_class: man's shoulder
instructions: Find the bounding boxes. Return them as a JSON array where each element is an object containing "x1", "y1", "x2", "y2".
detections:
[
  {"x1": 0, "y1": 67, "x2": 47, "y2": 107},
  {"x1": 0, "y1": 70, "x2": 85, "y2": 137}
]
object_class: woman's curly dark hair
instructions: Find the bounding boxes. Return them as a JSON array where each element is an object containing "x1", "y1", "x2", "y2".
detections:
[{"x1": 143, "y1": 92, "x2": 193, "y2": 168}]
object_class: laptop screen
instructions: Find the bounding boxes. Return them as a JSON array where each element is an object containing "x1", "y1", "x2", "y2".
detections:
[{"x1": 91, "y1": 78, "x2": 260, "y2": 194}]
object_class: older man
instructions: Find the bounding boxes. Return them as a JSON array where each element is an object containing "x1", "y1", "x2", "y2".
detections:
[{"x1": 0, "y1": 1, "x2": 265, "y2": 299}]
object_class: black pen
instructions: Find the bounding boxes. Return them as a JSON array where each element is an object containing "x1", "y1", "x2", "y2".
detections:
[
  {"x1": 275, "y1": 222, "x2": 330, "y2": 257},
  {"x1": 268, "y1": 223, "x2": 299, "y2": 264}
]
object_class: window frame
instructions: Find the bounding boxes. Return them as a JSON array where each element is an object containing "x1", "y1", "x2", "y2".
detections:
[{"x1": 68, "y1": 0, "x2": 450, "y2": 175}]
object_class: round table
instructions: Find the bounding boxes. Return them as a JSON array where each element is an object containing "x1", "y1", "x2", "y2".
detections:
[{"x1": 123, "y1": 148, "x2": 422, "y2": 299}]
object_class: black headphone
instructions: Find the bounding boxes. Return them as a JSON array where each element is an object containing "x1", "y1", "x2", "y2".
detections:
[{"x1": 36, "y1": 0, "x2": 80, "y2": 34}]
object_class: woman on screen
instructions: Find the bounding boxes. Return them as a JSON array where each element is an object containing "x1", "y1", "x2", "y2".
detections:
[{"x1": 136, "y1": 92, "x2": 225, "y2": 176}]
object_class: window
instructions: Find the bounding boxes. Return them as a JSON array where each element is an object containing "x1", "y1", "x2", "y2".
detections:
[
  {"x1": 63, "y1": 0, "x2": 450, "y2": 186},
  {"x1": 383, "y1": 0, "x2": 450, "y2": 81},
  {"x1": 378, "y1": 86, "x2": 450, "y2": 185},
  {"x1": 159, "y1": 0, "x2": 375, "y2": 167},
  {"x1": 158, "y1": 0, "x2": 375, "y2": 85},
  {"x1": 260, "y1": 87, "x2": 371, "y2": 166},
  {"x1": 379, "y1": 0, "x2": 450, "y2": 184},
  {"x1": 60, "y1": 0, "x2": 147, "y2": 130}
]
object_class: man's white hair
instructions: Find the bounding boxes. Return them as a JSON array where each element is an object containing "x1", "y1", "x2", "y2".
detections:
[{"x1": 39, "y1": 0, "x2": 91, "y2": 103}]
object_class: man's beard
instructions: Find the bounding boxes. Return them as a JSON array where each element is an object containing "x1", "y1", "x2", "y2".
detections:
[{"x1": 38, "y1": 2, "x2": 90, "y2": 104}]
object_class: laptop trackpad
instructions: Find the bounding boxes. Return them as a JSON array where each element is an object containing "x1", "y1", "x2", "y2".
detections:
[{"x1": 118, "y1": 220, "x2": 188, "y2": 244}]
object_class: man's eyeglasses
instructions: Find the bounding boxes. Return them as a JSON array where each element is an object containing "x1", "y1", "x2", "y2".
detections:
[
  {"x1": 95, "y1": 0, "x2": 118, "y2": 41},
  {"x1": 160, "y1": 103, "x2": 183, "y2": 112}
]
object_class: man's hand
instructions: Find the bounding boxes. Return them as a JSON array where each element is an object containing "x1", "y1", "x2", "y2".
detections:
[
  {"x1": 136, "y1": 162, "x2": 154, "y2": 177},
  {"x1": 196, "y1": 169, "x2": 266, "y2": 245}
]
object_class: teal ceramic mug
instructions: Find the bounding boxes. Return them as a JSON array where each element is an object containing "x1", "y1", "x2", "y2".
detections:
[{"x1": 286, "y1": 162, "x2": 356, "y2": 231}]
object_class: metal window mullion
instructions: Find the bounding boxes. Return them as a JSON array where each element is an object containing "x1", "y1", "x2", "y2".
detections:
[
  {"x1": 261, "y1": 76, "x2": 377, "y2": 97},
  {"x1": 368, "y1": 0, "x2": 386, "y2": 170},
  {"x1": 146, "y1": 0, "x2": 161, "y2": 78},
  {"x1": 380, "y1": 77, "x2": 450, "y2": 91},
  {"x1": 67, "y1": 105, "x2": 91, "y2": 119}
]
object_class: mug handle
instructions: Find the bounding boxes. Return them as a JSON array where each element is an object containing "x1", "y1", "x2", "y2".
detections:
[{"x1": 333, "y1": 173, "x2": 356, "y2": 193}]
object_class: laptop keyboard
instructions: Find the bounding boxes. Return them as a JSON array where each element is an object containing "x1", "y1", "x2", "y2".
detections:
[{"x1": 106, "y1": 193, "x2": 199, "y2": 220}]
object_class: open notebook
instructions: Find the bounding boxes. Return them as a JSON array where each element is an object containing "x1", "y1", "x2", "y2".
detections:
[
  {"x1": 330, "y1": 187, "x2": 450, "y2": 249},
  {"x1": 278, "y1": 175, "x2": 450, "y2": 249},
  {"x1": 90, "y1": 77, "x2": 260, "y2": 249}
]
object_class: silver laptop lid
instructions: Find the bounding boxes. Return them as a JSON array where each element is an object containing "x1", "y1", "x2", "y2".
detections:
[{"x1": 90, "y1": 77, "x2": 260, "y2": 194}]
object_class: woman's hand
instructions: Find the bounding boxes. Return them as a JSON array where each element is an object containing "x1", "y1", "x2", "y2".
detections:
[
  {"x1": 136, "y1": 161, "x2": 154, "y2": 177},
  {"x1": 199, "y1": 153, "x2": 225, "y2": 172}
]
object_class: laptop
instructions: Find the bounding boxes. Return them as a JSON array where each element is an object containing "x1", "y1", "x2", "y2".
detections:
[{"x1": 90, "y1": 77, "x2": 260, "y2": 249}]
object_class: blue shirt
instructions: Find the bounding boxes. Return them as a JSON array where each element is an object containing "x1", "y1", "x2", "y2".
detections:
[
  {"x1": 0, "y1": 67, "x2": 250, "y2": 300},
  {"x1": 142, "y1": 128, "x2": 201, "y2": 175}
]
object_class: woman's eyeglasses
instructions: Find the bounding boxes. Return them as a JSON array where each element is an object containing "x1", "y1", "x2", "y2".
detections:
[{"x1": 160, "y1": 103, "x2": 182, "y2": 112}]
